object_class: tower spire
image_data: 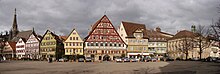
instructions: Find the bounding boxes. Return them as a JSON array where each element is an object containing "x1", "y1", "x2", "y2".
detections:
[{"x1": 12, "y1": 8, "x2": 19, "y2": 37}]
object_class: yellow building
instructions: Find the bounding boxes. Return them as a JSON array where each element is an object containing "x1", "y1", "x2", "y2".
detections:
[{"x1": 64, "y1": 29, "x2": 83, "y2": 59}]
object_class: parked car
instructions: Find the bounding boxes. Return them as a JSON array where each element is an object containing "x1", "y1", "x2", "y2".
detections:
[
  {"x1": 122, "y1": 57, "x2": 130, "y2": 62},
  {"x1": 151, "y1": 58, "x2": 157, "y2": 62},
  {"x1": 142, "y1": 57, "x2": 151, "y2": 62},
  {"x1": 130, "y1": 58, "x2": 139, "y2": 62},
  {"x1": 166, "y1": 57, "x2": 174, "y2": 61},
  {"x1": 205, "y1": 57, "x2": 217, "y2": 62},
  {"x1": 214, "y1": 58, "x2": 220, "y2": 63},
  {"x1": 192, "y1": 57, "x2": 199, "y2": 61},
  {"x1": 115, "y1": 57, "x2": 122, "y2": 62},
  {"x1": 58, "y1": 58, "x2": 68, "y2": 62},
  {"x1": 85, "y1": 57, "x2": 92, "y2": 62},
  {"x1": 78, "y1": 58, "x2": 85, "y2": 62}
]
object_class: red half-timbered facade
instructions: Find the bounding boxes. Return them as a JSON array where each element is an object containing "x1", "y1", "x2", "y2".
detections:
[{"x1": 84, "y1": 15, "x2": 127, "y2": 61}]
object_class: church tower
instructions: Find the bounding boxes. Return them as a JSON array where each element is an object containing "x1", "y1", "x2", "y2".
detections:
[{"x1": 9, "y1": 8, "x2": 19, "y2": 40}]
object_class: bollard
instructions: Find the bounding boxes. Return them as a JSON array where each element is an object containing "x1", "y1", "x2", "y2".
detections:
[
  {"x1": 145, "y1": 60, "x2": 147, "y2": 62},
  {"x1": 130, "y1": 60, "x2": 132, "y2": 62},
  {"x1": 84, "y1": 60, "x2": 86, "y2": 63},
  {"x1": 76, "y1": 60, "x2": 78, "y2": 62}
]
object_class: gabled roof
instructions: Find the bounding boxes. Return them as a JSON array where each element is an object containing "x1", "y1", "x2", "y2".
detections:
[
  {"x1": 20, "y1": 37, "x2": 27, "y2": 43},
  {"x1": 84, "y1": 15, "x2": 126, "y2": 44},
  {"x1": 88, "y1": 15, "x2": 114, "y2": 35},
  {"x1": 170, "y1": 30, "x2": 196, "y2": 40},
  {"x1": 11, "y1": 30, "x2": 33, "y2": 42},
  {"x1": 122, "y1": 21, "x2": 148, "y2": 39},
  {"x1": 41, "y1": 30, "x2": 62, "y2": 43},
  {"x1": 59, "y1": 36, "x2": 67, "y2": 42},
  {"x1": 8, "y1": 41, "x2": 16, "y2": 51},
  {"x1": 85, "y1": 15, "x2": 111, "y2": 40},
  {"x1": 65, "y1": 28, "x2": 82, "y2": 42}
]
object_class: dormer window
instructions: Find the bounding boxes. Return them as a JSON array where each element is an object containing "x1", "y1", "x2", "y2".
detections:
[
  {"x1": 134, "y1": 32, "x2": 143, "y2": 38},
  {"x1": 133, "y1": 29, "x2": 144, "y2": 38}
]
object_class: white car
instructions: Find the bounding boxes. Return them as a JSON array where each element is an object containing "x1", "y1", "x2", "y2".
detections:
[
  {"x1": 115, "y1": 58, "x2": 122, "y2": 62},
  {"x1": 130, "y1": 58, "x2": 139, "y2": 62}
]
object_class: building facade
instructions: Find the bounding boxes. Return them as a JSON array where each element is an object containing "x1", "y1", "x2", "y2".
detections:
[
  {"x1": 84, "y1": 15, "x2": 127, "y2": 61},
  {"x1": 16, "y1": 38, "x2": 26, "y2": 59},
  {"x1": 168, "y1": 30, "x2": 198, "y2": 59},
  {"x1": 118, "y1": 21, "x2": 148, "y2": 58},
  {"x1": 25, "y1": 32, "x2": 41, "y2": 60},
  {"x1": 40, "y1": 30, "x2": 64, "y2": 60},
  {"x1": 147, "y1": 27, "x2": 173, "y2": 57},
  {"x1": 3, "y1": 42, "x2": 16, "y2": 60},
  {"x1": 64, "y1": 29, "x2": 83, "y2": 59}
]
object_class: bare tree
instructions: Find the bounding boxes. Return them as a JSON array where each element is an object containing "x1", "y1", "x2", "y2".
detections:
[
  {"x1": 211, "y1": 18, "x2": 220, "y2": 48},
  {"x1": 179, "y1": 37, "x2": 194, "y2": 60},
  {"x1": 195, "y1": 25, "x2": 212, "y2": 59}
]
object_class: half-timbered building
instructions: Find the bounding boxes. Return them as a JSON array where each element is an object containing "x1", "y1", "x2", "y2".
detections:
[
  {"x1": 84, "y1": 15, "x2": 126, "y2": 61},
  {"x1": 25, "y1": 30, "x2": 41, "y2": 60}
]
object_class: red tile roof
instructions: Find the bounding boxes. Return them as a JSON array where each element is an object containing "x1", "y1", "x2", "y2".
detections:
[
  {"x1": 146, "y1": 30, "x2": 170, "y2": 42},
  {"x1": 8, "y1": 41, "x2": 16, "y2": 51},
  {"x1": 170, "y1": 30, "x2": 196, "y2": 40},
  {"x1": 122, "y1": 21, "x2": 148, "y2": 39}
]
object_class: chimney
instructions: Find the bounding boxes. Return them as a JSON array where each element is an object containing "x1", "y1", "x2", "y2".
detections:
[{"x1": 156, "y1": 27, "x2": 161, "y2": 32}]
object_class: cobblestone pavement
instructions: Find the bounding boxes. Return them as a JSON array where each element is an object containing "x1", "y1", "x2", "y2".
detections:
[{"x1": 0, "y1": 61, "x2": 219, "y2": 74}]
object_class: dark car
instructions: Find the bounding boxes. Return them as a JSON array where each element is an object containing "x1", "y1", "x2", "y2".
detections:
[
  {"x1": 123, "y1": 57, "x2": 130, "y2": 62},
  {"x1": 78, "y1": 58, "x2": 85, "y2": 62},
  {"x1": 142, "y1": 57, "x2": 151, "y2": 62},
  {"x1": 205, "y1": 57, "x2": 217, "y2": 62},
  {"x1": 214, "y1": 58, "x2": 220, "y2": 63}
]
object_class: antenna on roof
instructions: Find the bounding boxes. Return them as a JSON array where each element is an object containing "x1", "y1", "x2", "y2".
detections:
[
  {"x1": 104, "y1": 10, "x2": 107, "y2": 15},
  {"x1": 73, "y1": 24, "x2": 75, "y2": 29}
]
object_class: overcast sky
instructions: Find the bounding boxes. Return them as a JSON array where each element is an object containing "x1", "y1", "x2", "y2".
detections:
[{"x1": 0, "y1": 0, "x2": 219, "y2": 37}]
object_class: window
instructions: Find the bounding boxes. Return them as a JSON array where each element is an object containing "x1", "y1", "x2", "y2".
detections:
[
  {"x1": 100, "y1": 43, "x2": 103, "y2": 46},
  {"x1": 105, "y1": 43, "x2": 108, "y2": 46},
  {"x1": 93, "y1": 37, "x2": 95, "y2": 39},
  {"x1": 87, "y1": 43, "x2": 90, "y2": 46},
  {"x1": 70, "y1": 37, "x2": 72, "y2": 40},
  {"x1": 70, "y1": 43, "x2": 72, "y2": 46},
  {"x1": 76, "y1": 37, "x2": 78, "y2": 40},
  {"x1": 66, "y1": 49, "x2": 68, "y2": 53},
  {"x1": 103, "y1": 23, "x2": 108, "y2": 28},
  {"x1": 70, "y1": 49, "x2": 72, "y2": 52},
  {"x1": 73, "y1": 42, "x2": 75, "y2": 46},
  {"x1": 73, "y1": 37, "x2": 75, "y2": 40},
  {"x1": 76, "y1": 42, "x2": 78, "y2": 46},
  {"x1": 96, "y1": 43, "x2": 99, "y2": 46},
  {"x1": 110, "y1": 43, "x2": 112, "y2": 46},
  {"x1": 114, "y1": 44, "x2": 117, "y2": 47},
  {"x1": 45, "y1": 37, "x2": 50, "y2": 40}
]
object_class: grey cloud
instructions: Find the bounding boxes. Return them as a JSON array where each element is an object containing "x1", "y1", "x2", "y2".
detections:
[{"x1": 0, "y1": 0, "x2": 219, "y2": 37}]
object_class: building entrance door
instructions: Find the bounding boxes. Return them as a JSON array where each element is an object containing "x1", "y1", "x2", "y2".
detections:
[{"x1": 103, "y1": 54, "x2": 110, "y2": 61}]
